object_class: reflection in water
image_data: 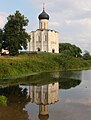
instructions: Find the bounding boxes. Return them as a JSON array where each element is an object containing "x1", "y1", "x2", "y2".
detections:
[
  {"x1": 0, "y1": 85, "x2": 29, "y2": 120},
  {"x1": 59, "y1": 78, "x2": 81, "y2": 89},
  {"x1": 29, "y1": 82, "x2": 59, "y2": 120},
  {"x1": 0, "y1": 71, "x2": 82, "y2": 120}
]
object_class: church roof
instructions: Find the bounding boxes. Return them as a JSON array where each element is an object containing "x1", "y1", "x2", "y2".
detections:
[{"x1": 38, "y1": 9, "x2": 49, "y2": 20}]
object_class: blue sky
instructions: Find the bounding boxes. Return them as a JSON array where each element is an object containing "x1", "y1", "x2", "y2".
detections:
[{"x1": 0, "y1": 0, "x2": 91, "y2": 53}]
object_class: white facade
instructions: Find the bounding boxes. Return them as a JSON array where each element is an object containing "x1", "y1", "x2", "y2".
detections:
[{"x1": 29, "y1": 9, "x2": 59, "y2": 53}]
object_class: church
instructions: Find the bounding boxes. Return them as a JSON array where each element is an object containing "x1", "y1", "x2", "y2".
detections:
[{"x1": 29, "y1": 6, "x2": 59, "y2": 53}]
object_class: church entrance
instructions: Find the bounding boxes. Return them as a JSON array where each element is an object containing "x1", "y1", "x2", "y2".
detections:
[
  {"x1": 52, "y1": 49, "x2": 55, "y2": 53},
  {"x1": 37, "y1": 48, "x2": 41, "y2": 52}
]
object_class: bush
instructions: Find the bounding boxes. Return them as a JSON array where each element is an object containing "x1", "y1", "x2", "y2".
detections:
[{"x1": 0, "y1": 96, "x2": 7, "y2": 106}]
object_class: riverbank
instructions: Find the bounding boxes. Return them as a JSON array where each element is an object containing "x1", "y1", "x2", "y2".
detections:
[{"x1": 0, "y1": 53, "x2": 91, "y2": 79}]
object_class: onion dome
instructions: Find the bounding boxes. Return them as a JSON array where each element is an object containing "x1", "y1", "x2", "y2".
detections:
[{"x1": 38, "y1": 9, "x2": 49, "y2": 20}]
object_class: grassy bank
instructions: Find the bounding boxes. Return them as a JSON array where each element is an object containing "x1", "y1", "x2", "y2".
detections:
[{"x1": 0, "y1": 53, "x2": 91, "y2": 79}]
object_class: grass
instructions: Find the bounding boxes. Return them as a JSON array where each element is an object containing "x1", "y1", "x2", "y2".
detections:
[{"x1": 0, "y1": 53, "x2": 91, "y2": 79}]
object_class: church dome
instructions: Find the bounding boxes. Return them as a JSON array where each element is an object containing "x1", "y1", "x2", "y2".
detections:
[
  {"x1": 38, "y1": 114, "x2": 49, "y2": 120},
  {"x1": 38, "y1": 9, "x2": 49, "y2": 20}
]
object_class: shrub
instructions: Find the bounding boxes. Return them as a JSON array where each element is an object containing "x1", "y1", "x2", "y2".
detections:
[{"x1": 0, "y1": 96, "x2": 7, "y2": 106}]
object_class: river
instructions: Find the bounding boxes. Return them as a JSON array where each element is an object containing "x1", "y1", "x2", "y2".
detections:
[{"x1": 0, "y1": 70, "x2": 91, "y2": 120}]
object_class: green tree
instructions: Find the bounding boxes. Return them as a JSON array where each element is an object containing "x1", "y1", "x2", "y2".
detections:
[
  {"x1": 0, "y1": 29, "x2": 3, "y2": 52},
  {"x1": 60, "y1": 50, "x2": 72, "y2": 57},
  {"x1": 3, "y1": 11, "x2": 30, "y2": 55},
  {"x1": 59, "y1": 43, "x2": 82, "y2": 58},
  {"x1": 83, "y1": 51, "x2": 91, "y2": 60}
]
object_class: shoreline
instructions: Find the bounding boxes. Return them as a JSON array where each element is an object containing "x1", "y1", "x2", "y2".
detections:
[{"x1": 0, "y1": 53, "x2": 91, "y2": 80}]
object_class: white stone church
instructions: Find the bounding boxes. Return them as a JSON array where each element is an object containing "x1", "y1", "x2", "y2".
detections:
[{"x1": 29, "y1": 7, "x2": 59, "y2": 53}]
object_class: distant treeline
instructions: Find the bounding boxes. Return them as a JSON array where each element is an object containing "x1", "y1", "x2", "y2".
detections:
[{"x1": 59, "y1": 43, "x2": 91, "y2": 60}]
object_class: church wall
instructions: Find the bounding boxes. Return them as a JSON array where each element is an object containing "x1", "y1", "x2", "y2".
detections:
[
  {"x1": 30, "y1": 30, "x2": 49, "y2": 52},
  {"x1": 35, "y1": 30, "x2": 48, "y2": 52},
  {"x1": 43, "y1": 30, "x2": 48, "y2": 52},
  {"x1": 29, "y1": 32, "x2": 34, "y2": 51},
  {"x1": 30, "y1": 30, "x2": 59, "y2": 53},
  {"x1": 48, "y1": 30, "x2": 59, "y2": 53}
]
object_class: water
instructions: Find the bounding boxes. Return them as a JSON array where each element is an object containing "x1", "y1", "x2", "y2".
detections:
[{"x1": 0, "y1": 70, "x2": 91, "y2": 120}]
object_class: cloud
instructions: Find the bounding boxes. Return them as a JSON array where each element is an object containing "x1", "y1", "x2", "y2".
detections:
[
  {"x1": 0, "y1": 16, "x2": 4, "y2": 28},
  {"x1": 65, "y1": 18, "x2": 91, "y2": 26},
  {"x1": 49, "y1": 21, "x2": 60, "y2": 27},
  {"x1": 0, "y1": 12, "x2": 7, "y2": 28},
  {"x1": 65, "y1": 98, "x2": 91, "y2": 106}
]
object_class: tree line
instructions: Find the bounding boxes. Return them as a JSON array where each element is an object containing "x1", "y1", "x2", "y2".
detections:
[{"x1": 59, "y1": 43, "x2": 91, "y2": 60}]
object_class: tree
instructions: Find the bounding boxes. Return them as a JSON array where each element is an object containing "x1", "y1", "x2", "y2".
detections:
[
  {"x1": 83, "y1": 51, "x2": 91, "y2": 60},
  {"x1": 60, "y1": 50, "x2": 72, "y2": 57},
  {"x1": 59, "y1": 43, "x2": 82, "y2": 58},
  {"x1": 3, "y1": 11, "x2": 30, "y2": 55},
  {"x1": 0, "y1": 29, "x2": 3, "y2": 52}
]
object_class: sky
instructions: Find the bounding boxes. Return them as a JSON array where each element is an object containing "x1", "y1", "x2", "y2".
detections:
[{"x1": 0, "y1": 0, "x2": 91, "y2": 53}]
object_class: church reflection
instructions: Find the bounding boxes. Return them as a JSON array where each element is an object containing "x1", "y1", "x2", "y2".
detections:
[
  {"x1": 0, "y1": 71, "x2": 81, "y2": 120},
  {"x1": 29, "y1": 82, "x2": 59, "y2": 120}
]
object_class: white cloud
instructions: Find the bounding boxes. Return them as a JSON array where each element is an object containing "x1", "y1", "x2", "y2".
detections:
[
  {"x1": 49, "y1": 21, "x2": 60, "y2": 27},
  {"x1": 65, "y1": 18, "x2": 91, "y2": 26},
  {"x1": 0, "y1": 12, "x2": 7, "y2": 28},
  {"x1": 0, "y1": 16, "x2": 4, "y2": 28},
  {"x1": 65, "y1": 98, "x2": 91, "y2": 106},
  {"x1": 65, "y1": 20, "x2": 72, "y2": 25}
]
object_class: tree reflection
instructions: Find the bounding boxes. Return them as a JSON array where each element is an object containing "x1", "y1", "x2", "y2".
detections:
[
  {"x1": 0, "y1": 85, "x2": 29, "y2": 120},
  {"x1": 59, "y1": 78, "x2": 81, "y2": 89}
]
